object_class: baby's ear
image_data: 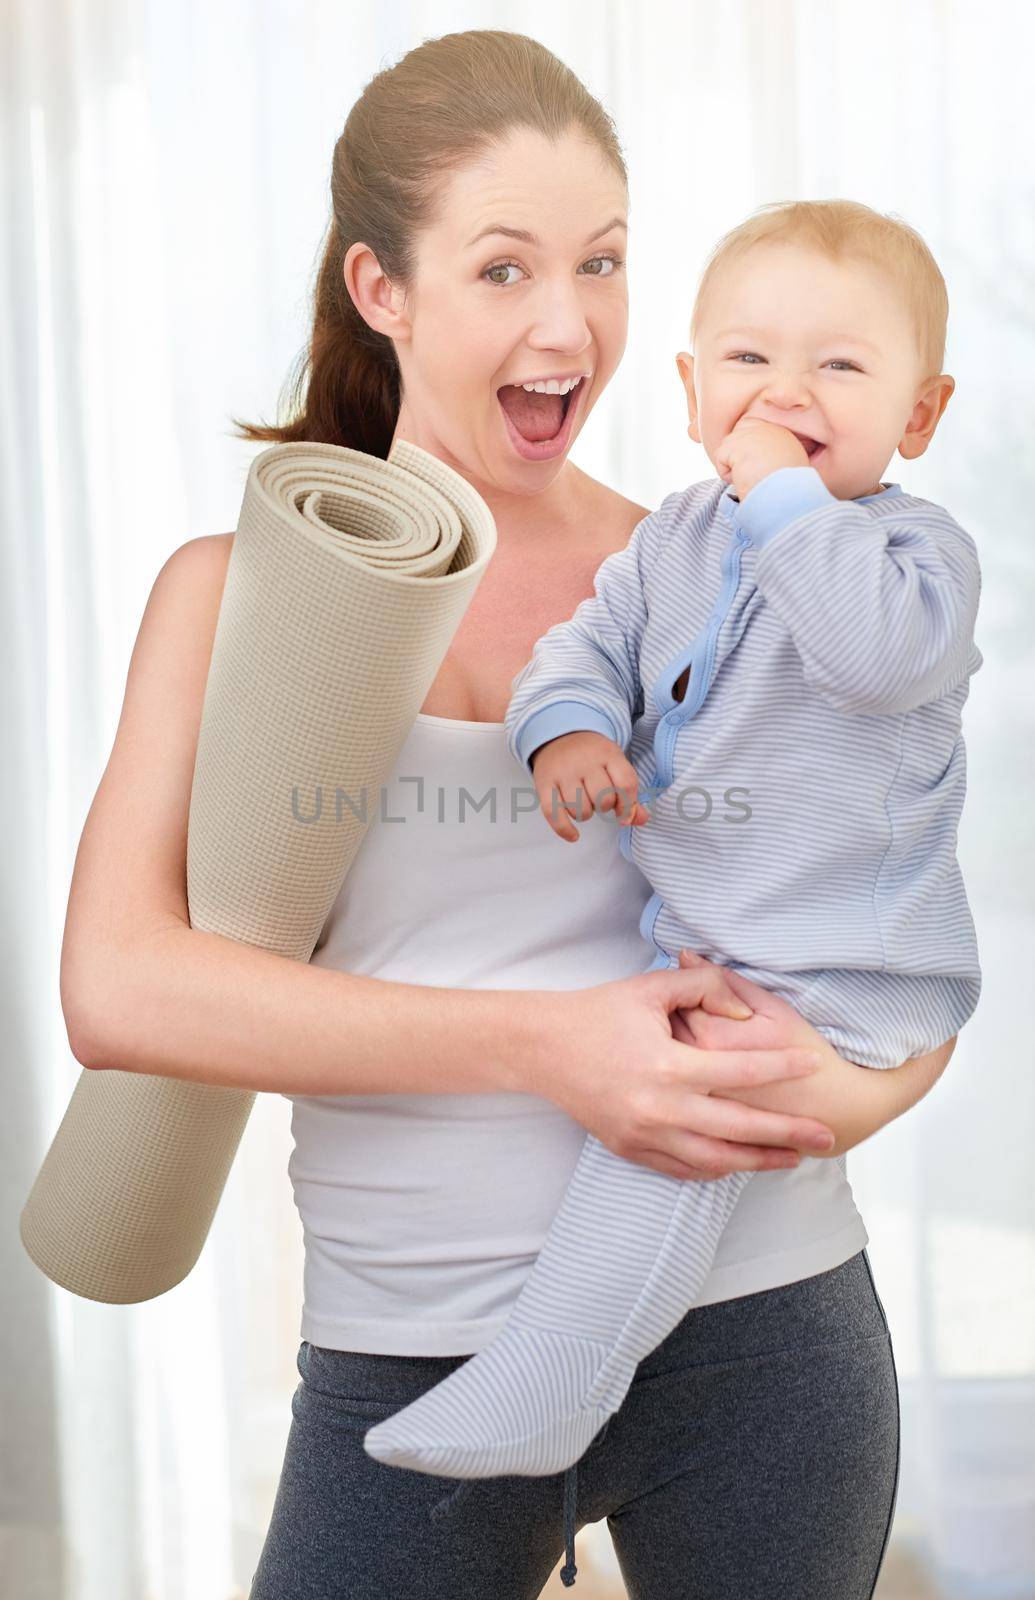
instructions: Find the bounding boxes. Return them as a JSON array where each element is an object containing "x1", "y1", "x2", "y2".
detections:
[
  {"x1": 675, "y1": 352, "x2": 701, "y2": 442},
  {"x1": 898, "y1": 373, "x2": 955, "y2": 460}
]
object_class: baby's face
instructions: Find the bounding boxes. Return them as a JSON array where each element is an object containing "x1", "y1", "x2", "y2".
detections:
[{"x1": 677, "y1": 242, "x2": 945, "y2": 500}]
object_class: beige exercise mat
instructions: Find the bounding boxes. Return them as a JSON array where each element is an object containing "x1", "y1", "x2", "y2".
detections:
[{"x1": 20, "y1": 438, "x2": 496, "y2": 1304}]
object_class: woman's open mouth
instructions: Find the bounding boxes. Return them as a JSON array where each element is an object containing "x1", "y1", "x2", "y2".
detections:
[{"x1": 496, "y1": 375, "x2": 588, "y2": 462}]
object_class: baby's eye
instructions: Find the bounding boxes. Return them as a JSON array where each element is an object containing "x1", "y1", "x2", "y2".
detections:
[
  {"x1": 825, "y1": 360, "x2": 862, "y2": 372},
  {"x1": 729, "y1": 352, "x2": 765, "y2": 363}
]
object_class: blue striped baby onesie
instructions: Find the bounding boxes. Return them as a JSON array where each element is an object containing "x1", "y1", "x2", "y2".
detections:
[
  {"x1": 362, "y1": 465, "x2": 983, "y2": 1510},
  {"x1": 507, "y1": 464, "x2": 983, "y2": 1066}
]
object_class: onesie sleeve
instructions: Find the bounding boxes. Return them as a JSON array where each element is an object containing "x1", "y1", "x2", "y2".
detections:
[
  {"x1": 505, "y1": 497, "x2": 679, "y2": 777},
  {"x1": 733, "y1": 466, "x2": 982, "y2": 715}
]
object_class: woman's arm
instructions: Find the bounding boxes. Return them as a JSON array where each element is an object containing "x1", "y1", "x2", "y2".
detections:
[
  {"x1": 673, "y1": 953, "x2": 956, "y2": 1157},
  {"x1": 723, "y1": 1036, "x2": 955, "y2": 1158},
  {"x1": 846, "y1": 1038, "x2": 955, "y2": 1148},
  {"x1": 62, "y1": 535, "x2": 551, "y2": 1096}
]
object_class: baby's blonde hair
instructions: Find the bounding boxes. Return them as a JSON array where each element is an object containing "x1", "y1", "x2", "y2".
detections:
[{"x1": 690, "y1": 199, "x2": 948, "y2": 378}]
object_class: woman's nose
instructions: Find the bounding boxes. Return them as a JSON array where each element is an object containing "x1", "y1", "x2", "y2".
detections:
[{"x1": 526, "y1": 281, "x2": 595, "y2": 350}]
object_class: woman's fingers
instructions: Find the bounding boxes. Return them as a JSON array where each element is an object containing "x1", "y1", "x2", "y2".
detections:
[
  {"x1": 685, "y1": 1089, "x2": 835, "y2": 1152},
  {"x1": 686, "y1": 1043, "x2": 822, "y2": 1091},
  {"x1": 668, "y1": 1043, "x2": 835, "y2": 1152},
  {"x1": 639, "y1": 1141, "x2": 801, "y2": 1181},
  {"x1": 719, "y1": 964, "x2": 793, "y2": 1020},
  {"x1": 698, "y1": 983, "x2": 754, "y2": 1022},
  {"x1": 678, "y1": 1005, "x2": 777, "y2": 1051},
  {"x1": 675, "y1": 953, "x2": 822, "y2": 1040},
  {"x1": 676, "y1": 948, "x2": 753, "y2": 1021},
  {"x1": 650, "y1": 959, "x2": 755, "y2": 1025}
]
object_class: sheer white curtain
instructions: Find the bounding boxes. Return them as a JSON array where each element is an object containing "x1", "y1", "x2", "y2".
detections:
[{"x1": 3, "y1": 1, "x2": 1031, "y2": 1596}]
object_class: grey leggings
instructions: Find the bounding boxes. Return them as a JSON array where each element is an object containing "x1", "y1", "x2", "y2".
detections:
[{"x1": 249, "y1": 1248, "x2": 900, "y2": 1599}]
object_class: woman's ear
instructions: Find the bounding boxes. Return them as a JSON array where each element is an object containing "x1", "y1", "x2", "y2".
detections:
[
  {"x1": 344, "y1": 241, "x2": 413, "y2": 343},
  {"x1": 898, "y1": 373, "x2": 955, "y2": 460},
  {"x1": 675, "y1": 351, "x2": 702, "y2": 443}
]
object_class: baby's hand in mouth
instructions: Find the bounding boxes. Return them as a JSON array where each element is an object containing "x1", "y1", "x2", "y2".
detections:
[{"x1": 715, "y1": 417, "x2": 822, "y2": 500}]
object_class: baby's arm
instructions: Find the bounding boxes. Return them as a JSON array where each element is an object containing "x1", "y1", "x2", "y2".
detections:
[
  {"x1": 735, "y1": 468, "x2": 981, "y2": 715},
  {"x1": 504, "y1": 496, "x2": 682, "y2": 777}
]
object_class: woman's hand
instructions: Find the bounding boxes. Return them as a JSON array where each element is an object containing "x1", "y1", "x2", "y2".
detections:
[
  {"x1": 535, "y1": 958, "x2": 839, "y2": 1182},
  {"x1": 670, "y1": 950, "x2": 932, "y2": 1158}
]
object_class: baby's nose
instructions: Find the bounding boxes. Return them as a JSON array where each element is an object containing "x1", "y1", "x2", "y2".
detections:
[{"x1": 758, "y1": 374, "x2": 812, "y2": 405}]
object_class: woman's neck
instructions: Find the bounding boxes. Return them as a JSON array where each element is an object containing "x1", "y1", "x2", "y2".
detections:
[{"x1": 389, "y1": 415, "x2": 593, "y2": 544}]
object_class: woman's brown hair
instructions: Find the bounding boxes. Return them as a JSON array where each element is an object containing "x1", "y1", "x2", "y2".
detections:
[{"x1": 230, "y1": 30, "x2": 628, "y2": 459}]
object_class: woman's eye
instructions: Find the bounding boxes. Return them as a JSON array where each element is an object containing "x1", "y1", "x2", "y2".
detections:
[
  {"x1": 581, "y1": 255, "x2": 625, "y2": 278},
  {"x1": 482, "y1": 254, "x2": 625, "y2": 287},
  {"x1": 483, "y1": 261, "x2": 523, "y2": 287}
]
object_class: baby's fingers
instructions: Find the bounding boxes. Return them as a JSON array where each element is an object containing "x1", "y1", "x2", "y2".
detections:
[
  {"x1": 549, "y1": 802, "x2": 581, "y2": 842},
  {"x1": 536, "y1": 777, "x2": 583, "y2": 841},
  {"x1": 600, "y1": 759, "x2": 648, "y2": 825}
]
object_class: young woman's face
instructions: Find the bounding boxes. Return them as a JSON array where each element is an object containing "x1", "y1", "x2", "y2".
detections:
[{"x1": 391, "y1": 127, "x2": 630, "y2": 498}]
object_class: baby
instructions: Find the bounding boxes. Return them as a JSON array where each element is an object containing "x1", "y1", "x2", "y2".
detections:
[{"x1": 364, "y1": 199, "x2": 983, "y2": 1489}]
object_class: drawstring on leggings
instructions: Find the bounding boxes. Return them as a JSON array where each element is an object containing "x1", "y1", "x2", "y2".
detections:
[
  {"x1": 428, "y1": 1462, "x2": 580, "y2": 1588},
  {"x1": 429, "y1": 1478, "x2": 476, "y2": 1525},
  {"x1": 560, "y1": 1462, "x2": 579, "y2": 1585}
]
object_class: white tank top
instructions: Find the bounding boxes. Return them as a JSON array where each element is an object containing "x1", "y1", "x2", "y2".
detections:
[{"x1": 287, "y1": 713, "x2": 868, "y2": 1355}]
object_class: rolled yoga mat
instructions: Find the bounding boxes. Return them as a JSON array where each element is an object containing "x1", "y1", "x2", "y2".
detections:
[{"x1": 20, "y1": 438, "x2": 497, "y2": 1304}]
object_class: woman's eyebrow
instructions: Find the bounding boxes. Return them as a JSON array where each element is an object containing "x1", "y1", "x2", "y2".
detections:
[{"x1": 465, "y1": 216, "x2": 628, "y2": 249}]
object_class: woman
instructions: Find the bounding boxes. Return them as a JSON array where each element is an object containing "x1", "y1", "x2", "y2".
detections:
[{"x1": 61, "y1": 29, "x2": 954, "y2": 1600}]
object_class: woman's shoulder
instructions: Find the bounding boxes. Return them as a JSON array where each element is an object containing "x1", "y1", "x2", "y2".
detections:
[
  {"x1": 154, "y1": 531, "x2": 234, "y2": 596},
  {"x1": 611, "y1": 490, "x2": 654, "y2": 534},
  {"x1": 576, "y1": 470, "x2": 652, "y2": 552},
  {"x1": 137, "y1": 533, "x2": 237, "y2": 630}
]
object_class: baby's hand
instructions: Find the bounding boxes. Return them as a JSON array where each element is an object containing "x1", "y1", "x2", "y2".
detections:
[
  {"x1": 529, "y1": 730, "x2": 650, "y2": 843},
  {"x1": 715, "y1": 417, "x2": 811, "y2": 502}
]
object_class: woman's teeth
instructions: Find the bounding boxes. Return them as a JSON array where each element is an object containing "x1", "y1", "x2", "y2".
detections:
[{"x1": 508, "y1": 375, "x2": 584, "y2": 396}]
